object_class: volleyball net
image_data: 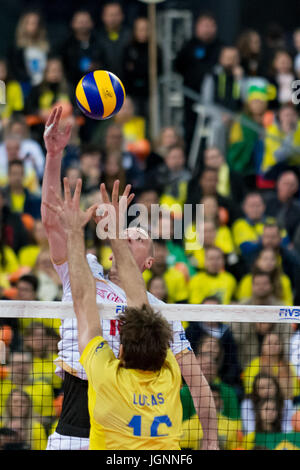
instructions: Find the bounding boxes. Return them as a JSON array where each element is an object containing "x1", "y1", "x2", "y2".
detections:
[{"x1": 1, "y1": 301, "x2": 300, "y2": 450}]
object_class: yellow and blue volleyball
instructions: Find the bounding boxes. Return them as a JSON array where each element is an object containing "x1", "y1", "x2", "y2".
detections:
[{"x1": 75, "y1": 70, "x2": 126, "y2": 120}]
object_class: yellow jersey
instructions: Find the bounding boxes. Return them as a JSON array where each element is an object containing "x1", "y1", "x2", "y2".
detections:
[
  {"x1": 80, "y1": 336, "x2": 183, "y2": 450},
  {"x1": 188, "y1": 270, "x2": 237, "y2": 305},
  {"x1": 143, "y1": 267, "x2": 188, "y2": 304}
]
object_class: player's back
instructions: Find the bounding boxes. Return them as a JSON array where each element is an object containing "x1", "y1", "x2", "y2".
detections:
[{"x1": 80, "y1": 337, "x2": 183, "y2": 450}]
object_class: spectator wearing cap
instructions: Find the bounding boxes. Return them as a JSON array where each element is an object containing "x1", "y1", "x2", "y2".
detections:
[{"x1": 227, "y1": 84, "x2": 270, "y2": 192}]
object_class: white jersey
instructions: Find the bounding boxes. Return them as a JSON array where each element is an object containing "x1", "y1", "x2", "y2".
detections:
[{"x1": 54, "y1": 254, "x2": 191, "y2": 380}]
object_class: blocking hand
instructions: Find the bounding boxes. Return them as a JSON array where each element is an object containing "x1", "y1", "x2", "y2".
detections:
[{"x1": 43, "y1": 106, "x2": 72, "y2": 157}]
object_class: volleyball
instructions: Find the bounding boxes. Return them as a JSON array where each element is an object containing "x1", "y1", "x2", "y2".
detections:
[{"x1": 75, "y1": 70, "x2": 126, "y2": 120}]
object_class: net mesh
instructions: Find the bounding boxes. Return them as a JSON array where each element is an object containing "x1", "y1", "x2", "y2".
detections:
[{"x1": 0, "y1": 304, "x2": 300, "y2": 451}]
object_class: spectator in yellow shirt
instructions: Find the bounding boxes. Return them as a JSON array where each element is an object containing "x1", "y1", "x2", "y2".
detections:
[
  {"x1": 23, "y1": 321, "x2": 62, "y2": 396},
  {"x1": 0, "y1": 352, "x2": 55, "y2": 426},
  {"x1": 2, "y1": 160, "x2": 41, "y2": 220},
  {"x1": 18, "y1": 219, "x2": 49, "y2": 269},
  {"x1": 143, "y1": 239, "x2": 188, "y2": 303},
  {"x1": 232, "y1": 191, "x2": 288, "y2": 261},
  {"x1": 1, "y1": 388, "x2": 47, "y2": 450},
  {"x1": 188, "y1": 246, "x2": 237, "y2": 304},
  {"x1": 114, "y1": 95, "x2": 146, "y2": 146},
  {"x1": 236, "y1": 247, "x2": 293, "y2": 305},
  {"x1": 0, "y1": 59, "x2": 24, "y2": 124},
  {"x1": 242, "y1": 332, "x2": 300, "y2": 400},
  {"x1": 0, "y1": 233, "x2": 19, "y2": 290},
  {"x1": 185, "y1": 196, "x2": 235, "y2": 269},
  {"x1": 203, "y1": 147, "x2": 231, "y2": 198}
]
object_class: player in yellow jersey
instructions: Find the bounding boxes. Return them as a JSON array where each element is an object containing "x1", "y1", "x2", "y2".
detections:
[{"x1": 44, "y1": 178, "x2": 184, "y2": 450}]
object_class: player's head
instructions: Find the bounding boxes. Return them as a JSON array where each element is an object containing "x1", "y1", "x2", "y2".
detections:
[
  {"x1": 110, "y1": 226, "x2": 154, "y2": 272},
  {"x1": 118, "y1": 304, "x2": 173, "y2": 372}
]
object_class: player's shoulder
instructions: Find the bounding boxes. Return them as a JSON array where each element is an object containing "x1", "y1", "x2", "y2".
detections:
[
  {"x1": 86, "y1": 253, "x2": 105, "y2": 280},
  {"x1": 146, "y1": 291, "x2": 164, "y2": 305}
]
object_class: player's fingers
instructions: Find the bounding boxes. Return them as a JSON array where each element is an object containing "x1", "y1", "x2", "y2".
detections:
[
  {"x1": 45, "y1": 107, "x2": 57, "y2": 128},
  {"x1": 127, "y1": 193, "x2": 135, "y2": 207},
  {"x1": 73, "y1": 178, "x2": 82, "y2": 207},
  {"x1": 111, "y1": 179, "x2": 120, "y2": 206},
  {"x1": 122, "y1": 184, "x2": 131, "y2": 199},
  {"x1": 53, "y1": 105, "x2": 62, "y2": 130},
  {"x1": 85, "y1": 203, "x2": 99, "y2": 222},
  {"x1": 63, "y1": 177, "x2": 72, "y2": 204},
  {"x1": 42, "y1": 200, "x2": 61, "y2": 216},
  {"x1": 100, "y1": 183, "x2": 110, "y2": 205}
]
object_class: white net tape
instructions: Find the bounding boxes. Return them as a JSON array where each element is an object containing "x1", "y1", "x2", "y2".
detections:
[{"x1": 0, "y1": 300, "x2": 298, "y2": 323}]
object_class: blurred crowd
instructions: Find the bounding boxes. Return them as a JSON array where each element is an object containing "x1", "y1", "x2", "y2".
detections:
[{"x1": 0, "y1": 1, "x2": 300, "y2": 451}]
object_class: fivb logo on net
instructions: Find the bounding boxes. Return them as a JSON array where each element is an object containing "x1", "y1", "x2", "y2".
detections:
[{"x1": 95, "y1": 197, "x2": 204, "y2": 250}]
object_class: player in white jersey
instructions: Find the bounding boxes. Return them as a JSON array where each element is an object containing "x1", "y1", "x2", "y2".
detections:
[{"x1": 42, "y1": 106, "x2": 218, "y2": 450}]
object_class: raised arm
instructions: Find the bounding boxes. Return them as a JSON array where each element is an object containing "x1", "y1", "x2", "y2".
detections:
[
  {"x1": 41, "y1": 106, "x2": 72, "y2": 264},
  {"x1": 43, "y1": 178, "x2": 100, "y2": 354},
  {"x1": 43, "y1": 178, "x2": 136, "y2": 354},
  {"x1": 99, "y1": 180, "x2": 149, "y2": 308}
]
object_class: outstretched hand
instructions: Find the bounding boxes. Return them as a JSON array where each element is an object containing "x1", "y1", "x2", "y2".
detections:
[
  {"x1": 43, "y1": 106, "x2": 72, "y2": 157},
  {"x1": 95, "y1": 180, "x2": 135, "y2": 239},
  {"x1": 43, "y1": 177, "x2": 98, "y2": 233}
]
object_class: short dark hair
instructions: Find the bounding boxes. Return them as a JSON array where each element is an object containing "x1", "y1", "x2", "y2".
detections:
[
  {"x1": 263, "y1": 222, "x2": 281, "y2": 233},
  {"x1": 119, "y1": 304, "x2": 173, "y2": 372},
  {"x1": 8, "y1": 159, "x2": 24, "y2": 171},
  {"x1": 202, "y1": 295, "x2": 220, "y2": 304},
  {"x1": 165, "y1": 143, "x2": 185, "y2": 155},
  {"x1": 196, "y1": 10, "x2": 217, "y2": 23},
  {"x1": 17, "y1": 274, "x2": 39, "y2": 292},
  {"x1": 252, "y1": 271, "x2": 272, "y2": 283}
]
